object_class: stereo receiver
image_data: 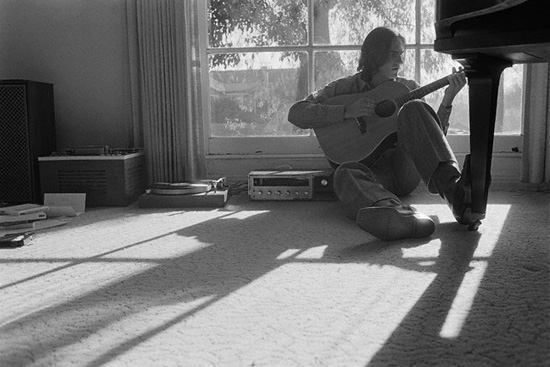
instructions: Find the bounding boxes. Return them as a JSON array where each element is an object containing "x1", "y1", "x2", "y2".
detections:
[{"x1": 248, "y1": 170, "x2": 335, "y2": 201}]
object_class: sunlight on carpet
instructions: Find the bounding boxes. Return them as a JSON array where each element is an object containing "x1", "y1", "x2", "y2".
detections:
[
  {"x1": 406, "y1": 203, "x2": 512, "y2": 339},
  {"x1": 439, "y1": 204, "x2": 511, "y2": 339},
  {"x1": 237, "y1": 262, "x2": 438, "y2": 365},
  {"x1": 220, "y1": 210, "x2": 271, "y2": 220},
  {"x1": 1, "y1": 190, "x2": 546, "y2": 367}
]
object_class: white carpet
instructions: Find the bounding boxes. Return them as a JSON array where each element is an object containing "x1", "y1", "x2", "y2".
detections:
[{"x1": 1, "y1": 187, "x2": 548, "y2": 367}]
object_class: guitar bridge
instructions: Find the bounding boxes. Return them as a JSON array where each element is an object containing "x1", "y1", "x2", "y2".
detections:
[{"x1": 354, "y1": 117, "x2": 367, "y2": 134}]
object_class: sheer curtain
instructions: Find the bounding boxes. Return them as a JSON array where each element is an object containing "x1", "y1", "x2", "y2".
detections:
[
  {"x1": 522, "y1": 63, "x2": 550, "y2": 184},
  {"x1": 126, "y1": 0, "x2": 206, "y2": 184}
]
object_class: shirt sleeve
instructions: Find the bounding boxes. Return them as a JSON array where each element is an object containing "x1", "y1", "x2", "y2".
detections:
[
  {"x1": 437, "y1": 104, "x2": 452, "y2": 135},
  {"x1": 287, "y1": 77, "x2": 355, "y2": 129}
]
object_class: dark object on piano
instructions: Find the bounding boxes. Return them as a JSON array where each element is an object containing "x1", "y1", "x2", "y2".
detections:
[{"x1": 434, "y1": 0, "x2": 550, "y2": 229}]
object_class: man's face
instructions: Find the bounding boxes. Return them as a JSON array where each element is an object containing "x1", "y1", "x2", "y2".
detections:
[{"x1": 373, "y1": 38, "x2": 405, "y2": 82}]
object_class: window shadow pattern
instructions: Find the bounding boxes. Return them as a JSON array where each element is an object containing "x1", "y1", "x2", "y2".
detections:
[{"x1": 0, "y1": 192, "x2": 548, "y2": 366}]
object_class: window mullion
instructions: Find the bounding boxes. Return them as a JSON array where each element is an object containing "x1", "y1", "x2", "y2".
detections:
[
  {"x1": 307, "y1": 0, "x2": 315, "y2": 138},
  {"x1": 198, "y1": 1, "x2": 212, "y2": 147},
  {"x1": 308, "y1": 0, "x2": 315, "y2": 95},
  {"x1": 415, "y1": 0, "x2": 422, "y2": 83}
]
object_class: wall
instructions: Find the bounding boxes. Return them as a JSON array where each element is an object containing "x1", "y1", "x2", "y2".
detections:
[{"x1": 0, "y1": 0, "x2": 131, "y2": 150}]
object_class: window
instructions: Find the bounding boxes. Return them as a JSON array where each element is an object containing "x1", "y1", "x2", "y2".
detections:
[{"x1": 202, "y1": 0, "x2": 523, "y2": 158}]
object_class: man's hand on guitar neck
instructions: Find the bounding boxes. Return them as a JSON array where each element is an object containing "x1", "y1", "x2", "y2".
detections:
[
  {"x1": 344, "y1": 97, "x2": 376, "y2": 119},
  {"x1": 442, "y1": 67, "x2": 467, "y2": 107}
]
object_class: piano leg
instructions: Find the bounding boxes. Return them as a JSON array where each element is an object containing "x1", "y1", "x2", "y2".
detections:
[{"x1": 456, "y1": 54, "x2": 512, "y2": 229}]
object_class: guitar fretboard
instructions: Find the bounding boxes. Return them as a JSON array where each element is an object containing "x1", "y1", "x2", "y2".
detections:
[{"x1": 394, "y1": 76, "x2": 451, "y2": 107}]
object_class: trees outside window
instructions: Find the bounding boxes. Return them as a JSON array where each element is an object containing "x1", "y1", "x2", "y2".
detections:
[{"x1": 205, "y1": 0, "x2": 523, "y2": 141}]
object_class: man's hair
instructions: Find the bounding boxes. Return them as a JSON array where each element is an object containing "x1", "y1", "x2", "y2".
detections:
[{"x1": 357, "y1": 27, "x2": 405, "y2": 82}]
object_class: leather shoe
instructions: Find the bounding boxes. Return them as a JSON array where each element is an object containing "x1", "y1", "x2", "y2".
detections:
[
  {"x1": 444, "y1": 169, "x2": 473, "y2": 225},
  {"x1": 432, "y1": 157, "x2": 482, "y2": 225},
  {"x1": 356, "y1": 204, "x2": 435, "y2": 241}
]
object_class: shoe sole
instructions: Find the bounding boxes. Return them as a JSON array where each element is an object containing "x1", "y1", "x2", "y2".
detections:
[{"x1": 454, "y1": 154, "x2": 485, "y2": 227}]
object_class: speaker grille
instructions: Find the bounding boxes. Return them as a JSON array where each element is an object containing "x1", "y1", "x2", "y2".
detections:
[
  {"x1": 0, "y1": 85, "x2": 33, "y2": 202},
  {"x1": 57, "y1": 169, "x2": 108, "y2": 194}
]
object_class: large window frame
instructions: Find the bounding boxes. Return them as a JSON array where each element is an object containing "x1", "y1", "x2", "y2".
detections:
[{"x1": 198, "y1": 0, "x2": 524, "y2": 178}]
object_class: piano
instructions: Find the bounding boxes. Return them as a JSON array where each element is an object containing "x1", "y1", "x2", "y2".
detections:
[{"x1": 434, "y1": 0, "x2": 550, "y2": 229}]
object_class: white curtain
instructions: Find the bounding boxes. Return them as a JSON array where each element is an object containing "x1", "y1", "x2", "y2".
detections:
[
  {"x1": 522, "y1": 63, "x2": 550, "y2": 184},
  {"x1": 126, "y1": 0, "x2": 206, "y2": 184}
]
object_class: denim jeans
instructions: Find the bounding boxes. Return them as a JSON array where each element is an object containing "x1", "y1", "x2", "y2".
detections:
[{"x1": 333, "y1": 100, "x2": 457, "y2": 220}]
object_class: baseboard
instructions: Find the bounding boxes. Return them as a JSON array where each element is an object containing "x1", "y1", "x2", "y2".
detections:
[{"x1": 207, "y1": 152, "x2": 524, "y2": 189}]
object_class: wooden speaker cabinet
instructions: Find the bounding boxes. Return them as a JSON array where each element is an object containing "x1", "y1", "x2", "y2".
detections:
[{"x1": 0, "y1": 80, "x2": 56, "y2": 204}]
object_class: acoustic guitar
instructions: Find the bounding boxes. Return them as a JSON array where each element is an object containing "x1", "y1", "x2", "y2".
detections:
[{"x1": 315, "y1": 73, "x2": 456, "y2": 165}]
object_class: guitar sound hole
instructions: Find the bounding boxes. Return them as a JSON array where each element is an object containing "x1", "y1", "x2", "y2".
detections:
[{"x1": 375, "y1": 101, "x2": 396, "y2": 118}]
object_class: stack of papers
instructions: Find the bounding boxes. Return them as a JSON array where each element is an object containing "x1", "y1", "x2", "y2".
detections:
[
  {"x1": 1, "y1": 204, "x2": 49, "y2": 231},
  {"x1": 0, "y1": 193, "x2": 86, "y2": 247}
]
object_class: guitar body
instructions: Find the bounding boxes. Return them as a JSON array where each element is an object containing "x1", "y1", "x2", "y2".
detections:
[{"x1": 314, "y1": 80, "x2": 412, "y2": 165}]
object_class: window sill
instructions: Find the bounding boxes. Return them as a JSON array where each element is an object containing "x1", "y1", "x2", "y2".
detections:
[{"x1": 206, "y1": 151, "x2": 523, "y2": 185}]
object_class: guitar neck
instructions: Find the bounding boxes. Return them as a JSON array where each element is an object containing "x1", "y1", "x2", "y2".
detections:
[{"x1": 394, "y1": 75, "x2": 451, "y2": 107}]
